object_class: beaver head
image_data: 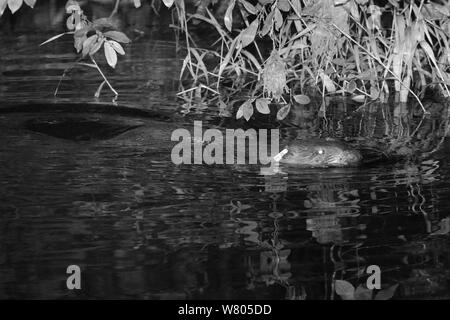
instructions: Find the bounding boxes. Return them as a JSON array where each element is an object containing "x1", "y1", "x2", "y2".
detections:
[{"x1": 280, "y1": 139, "x2": 362, "y2": 167}]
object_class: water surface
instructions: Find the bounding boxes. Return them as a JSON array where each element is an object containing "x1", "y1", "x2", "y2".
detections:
[{"x1": 1, "y1": 1, "x2": 450, "y2": 300}]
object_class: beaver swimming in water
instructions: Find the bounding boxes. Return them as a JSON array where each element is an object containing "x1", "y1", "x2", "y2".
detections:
[{"x1": 279, "y1": 138, "x2": 363, "y2": 167}]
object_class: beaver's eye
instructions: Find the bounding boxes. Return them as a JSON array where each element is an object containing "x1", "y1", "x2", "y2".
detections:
[{"x1": 317, "y1": 149, "x2": 324, "y2": 155}]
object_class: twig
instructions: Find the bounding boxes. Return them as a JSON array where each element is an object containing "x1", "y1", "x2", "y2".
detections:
[
  {"x1": 91, "y1": 57, "x2": 118, "y2": 98},
  {"x1": 54, "y1": 57, "x2": 83, "y2": 96},
  {"x1": 110, "y1": 0, "x2": 120, "y2": 18}
]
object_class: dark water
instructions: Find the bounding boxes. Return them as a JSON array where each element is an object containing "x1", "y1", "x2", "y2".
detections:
[{"x1": 1, "y1": 1, "x2": 450, "y2": 300}]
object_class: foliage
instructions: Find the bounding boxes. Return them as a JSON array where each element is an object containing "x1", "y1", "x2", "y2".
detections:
[
  {"x1": 0, "y1": 0, "x2": 36, "y2": 16},
  {"x1": 172, "y1": 0, "x2": 450, "y2": 119},
  {"x1": 2, "y1": 0, "x2": 450, "y2": 116},
  {"x1": 0, "y1": 0, "x2": 174, "y2": 99},
  {"x1": 41, "y1": 1, "x2": 134, "y2": 99},
  {"x1": 1, "y1": 0, "x2": 135, "y2": 99}
]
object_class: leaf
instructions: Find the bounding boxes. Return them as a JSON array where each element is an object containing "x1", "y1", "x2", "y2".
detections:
[
  {"x1": 348, "y1": 0, "x2": 360, "y2": 19},
  {"x1": 370, "y1": 86, "x2": 379, "y2": 100},
  {"x1": 74, "y1": 25, "x2": 91, "y2": 39},
  {"x1": 290, "y1": 0, "x2": 301, "y2": 15},
  {"x1": 218, "y1": 35, "x2": 239, "y2": 78},
  {"x1": 318, "y1": 102, "x2": 326, "y2": 118},
  {"x1": 274, "y1": 8, "x2": 283, "y2": 30},
  {"x1": 8, "y1": 0, "x2": 23, "y2": 14},
  {"x1": 239, "y1": 0, "x2": 257, "y2": 15},
  {"x1": 357, "y1": 70, "x2": 377, "y2": 81},
  {"x1": 104, "y1": 41, "x2": 118, "y2": 68},
  {"x1": 66, "y1": 14, "x2": 76, "y2": 30},
  {"x1": 77, "y1": 62, "x2": 96, "y2": 69},
  {"x1": 65, "y1": 0, "x2": 81, "y2": 13},
  {"x1": 109, "y1": 40, "x2": 125, "y2": 55},
  {"x1": 39, "y1": 32, "x2": 71, "y2": 46},
  {"x1": 180, "y1": 55, "x2": 190, "y2": 80},
  {"x1": 255, "y1": 98, "x2": 270, "y2": 114},
  {"x1": 162, "y1": 0, "x2": 174, "y2": 8},
  {"x1": 375, "y1": 284, "x2": 398, "y2": 300},
  {"x1": 94, "y1": 81, "x2": 106, "y2": 98},
  {"x1": 218, "y1": 100, "x2": 232, "y2": 117},
  {"x1": 241, "y1": 18, "x2": 258, "y2": 48},
  {"x1": 335, "y1": 280, "x2": 355, "y2": 300},
  {"x1": 332, "y1": 58, "x2": 346, "y2": 66},
  {"x1": 276, "y1": 103, "x2": 291, "y2": 120},
  {"x1": 236, "y1": 105, "x2": 244, "y2": 119},
  {"x1": 75, "y1": 15, "x2": 86, "y2": 32},
  {"x1": 293, "y1": 94, "x2": 310, "y2": 104},
  {"x1": 290, "y1": 40, "x2": 308, "y2": 50},
  {"x1": 242, "y1": 99, "x2": 254, "y2": 121},
  {"x1": 133, "y1": 0, "x2": 141, "y2": 8},
  {"x1": 241, "y1": 50, "x2": 262, "y2": 72},
  {"x1": 319, "y1": 71, "x2": 336, "y2": 93},
  {"x1": 351, "y1": 95, "x2": 366, "y2": 103},
  {"x1": 82, "y1": 34, "x2": 98, "y2": 57},
  {"x1": 348, "y1": 80, "x2": 356, "y2": 93},
  {"x1": 419, "y1": 41, "x2": 438, "y2": 66},
  {"x1": 74, "y1": 34, "x2": 86, "y2": 53},
  {"x1": 224, "y1": 0, "x2": 236, "y2": 32},
  {"x1": 354, "y1": 284, "x2": 373, "y2": 300},
  {"x1": 277, "y1": 0, "x2": 290, "y2": 12},
  {"x1": 104, "y1": 31, "x2": 131, "y2": 44},
  {"x1": 0, "y1": 0, "x2": 7, "y2": 16},
  {"x1": 24, "y1": 0, "x2": 35, "y2": 8},
  {"x1": 188, "y1": 48, "x2": 209, "y2": 83},
  {"x1": 89, "y1": 37, "x2": 104, "y2": 55},
  {"x1": 260, "y1": 9, "x2": 274, "y2": 36}
]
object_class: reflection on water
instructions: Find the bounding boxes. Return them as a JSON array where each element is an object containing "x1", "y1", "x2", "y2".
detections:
[{"x1": 1, "y1": 1, "x2": 450, "y2": 300}]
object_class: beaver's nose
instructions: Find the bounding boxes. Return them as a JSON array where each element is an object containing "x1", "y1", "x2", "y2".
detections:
[{"x1": 344, "y1": 150, "x2": 362, "y2": 164}]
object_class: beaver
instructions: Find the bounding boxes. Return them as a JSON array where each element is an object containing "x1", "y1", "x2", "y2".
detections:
[{"x1": 279, "y1": 138, "x2": 363, "y2": 167}]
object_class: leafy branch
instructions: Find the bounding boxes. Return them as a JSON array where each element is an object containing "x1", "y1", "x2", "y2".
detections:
[{"x1": 40, "y1": 0, "x2": 131, "y2": 100}]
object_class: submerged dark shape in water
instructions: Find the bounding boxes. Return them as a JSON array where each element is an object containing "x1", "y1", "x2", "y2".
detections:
[
  {"x1": 0, "y1": 102, "x2": 172, "y2": 121},
  {"x1": 280, "y1": 138, "x2": 363, "y2": 167},
  {"x1": 24, "y1": 117, "x2": 143, "y2": 141},
  {"x1": 0, "y1": 102, "x2": 173, "y2": 141}
]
